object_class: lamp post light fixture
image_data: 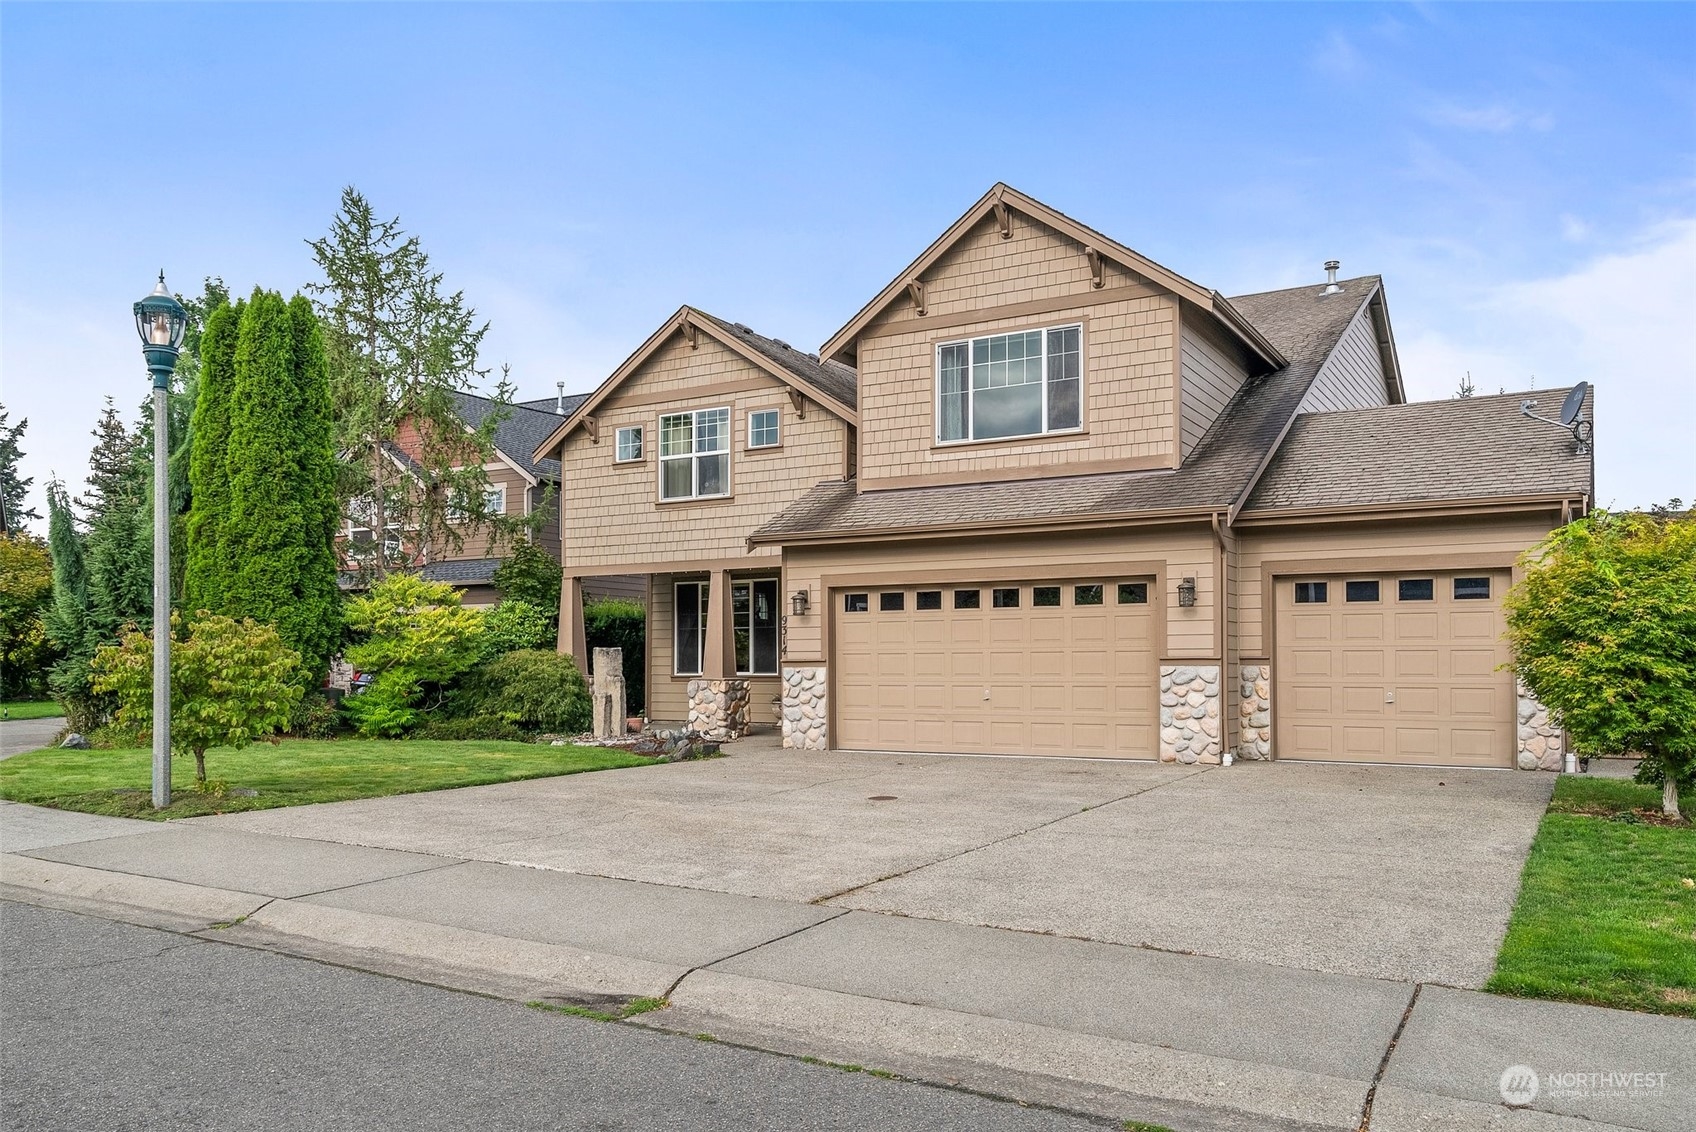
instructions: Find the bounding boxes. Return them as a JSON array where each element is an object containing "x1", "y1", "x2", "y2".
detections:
[{"x1": 134, "y1": 272, "x2": 188, "y2": 810}]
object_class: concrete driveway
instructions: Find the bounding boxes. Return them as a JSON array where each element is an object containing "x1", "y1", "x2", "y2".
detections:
[{"x1": 197, "y1": 740, "x2": 1554, "y2": 987}]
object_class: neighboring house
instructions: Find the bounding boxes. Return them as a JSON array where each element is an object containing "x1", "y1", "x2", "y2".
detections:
[
  {"x1": 535, "y1": 184, "x2": 1592, "y2": 770},
  {"x1": 340, "y1": 390, "x2": 641, "y2": 608}
]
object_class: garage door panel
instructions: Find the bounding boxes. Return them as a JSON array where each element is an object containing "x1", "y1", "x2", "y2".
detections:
[
  {"x1": 1276, "y1": 571, "x2": 1511, "y2": 767},
  {"x1": 832, "y1": 578, "x2": 1156, "y2": 758}
]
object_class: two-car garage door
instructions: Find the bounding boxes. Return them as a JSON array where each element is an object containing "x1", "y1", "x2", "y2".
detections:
[
  {"x1": 1274, "y1": 569, "x2": 1514, "y2": 767},
  {"x1": 833, "y1": 579, "x2": 1156, "y2": 758}
]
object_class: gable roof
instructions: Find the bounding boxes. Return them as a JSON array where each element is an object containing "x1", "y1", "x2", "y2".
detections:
[
  {"x1": 533, "y1": 306, "x2": 858, "y2": 463},
  {"x1": 819, "y1": 183, "x2": 1287, "y2": 372},
  {"x1": 751, "y1": 277, "x2": 1379, "y2": 545},
  {"x1": 1242, "y1": 388, "x2": 1594, "y2": 514},
  {"x1": 518, "y1": 393, "x2": 589, "y2": 416},
  {"x1": 449, "y1": 391, "x2": 571, "y2": 481}
]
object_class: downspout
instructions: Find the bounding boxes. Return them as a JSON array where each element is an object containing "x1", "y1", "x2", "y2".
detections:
[{"x1": 1210, "y1": 510, "x2": 1233, "y2": 767}]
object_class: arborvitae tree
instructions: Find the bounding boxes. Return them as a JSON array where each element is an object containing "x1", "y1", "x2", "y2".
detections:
[
  {"x1": 184, "y1": 299, "x2": 242, "y2": 613},
  {"x1": 217, "y1": 290, "x2": 340, "y2": 680},
  {"x1": 308, "y1": 187, "x2": 526, "y2": 582},
  {"x1": 0, "y1": 406, "x2": 40, "y2": 532},
  {"x1": 43, "y1": 482, "x2": 101, "y2": 729}
]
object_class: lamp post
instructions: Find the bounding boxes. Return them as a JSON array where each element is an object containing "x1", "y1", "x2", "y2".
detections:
[{"x1": 134, "y1": 273, "x2": 187, "y2": 810}]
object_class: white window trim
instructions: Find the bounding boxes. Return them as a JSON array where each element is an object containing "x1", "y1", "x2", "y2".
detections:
[
  {"x1": 732, "y1": 578, "x2": 781, "y2": 676},
  {"x1": 935, "y1": 322, "x2": 1084, "y2": 445},
  {"x1": 673, "y1": 580, "x2": 707, "y2": 676},
  {"x1": 615, "y1": 425, "x2": 644, "y2": 463},
  {"x1": 658, "y1": 407, "x2": 731, "y2": 501},
  {"x1": 746, "y1": 408, "x2": 781, "y2": 450}
]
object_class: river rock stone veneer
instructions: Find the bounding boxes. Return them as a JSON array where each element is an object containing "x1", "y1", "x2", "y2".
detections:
[
  {"x1": 782, "y1": 667, "x2": 828, "y2": 750},
  {"x1": 1160, "y1": 665, "x2": 1221, "y2": 765},
  {"x1": 687, "y1": 679, "x2": 750, "y2": 742},
  {"x1": 1237, "y1": 663, "x2": 1272, "y2": 760},
  {"x1": 1517, "y1": 681, "x2": 1564, "y2": 772}
]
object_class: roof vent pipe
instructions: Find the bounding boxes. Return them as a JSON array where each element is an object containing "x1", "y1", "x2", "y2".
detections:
[
  {"x1": 1322, "y1": 260, "x2": 1342, "y2": 295},
  {"x1": 556, "y1": 381, "x2": 566, "y2": 414}
]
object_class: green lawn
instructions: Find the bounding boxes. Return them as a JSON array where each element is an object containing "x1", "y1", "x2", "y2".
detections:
[
  {"x1": 0, "y1": 738, "x2": 651, "y2": 820},
  {"x1": 1, "y1": 700, "x2": 65, "y2": 721},
  {"x1": 1488, "y1": 775, "x2": 1696, "y2": 1017}
]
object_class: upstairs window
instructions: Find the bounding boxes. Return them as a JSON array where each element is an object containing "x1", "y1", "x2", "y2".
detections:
[
  {"x1": 659, "y1": 408, "x2": 730, "y2": 500},
  {"x1": 748, "y1": 409, "x2": 780, "y2": 449},
  {"x1": 937, "y1": 324, "x2": 1082, "y2": 443},
  {"x1": 615, "y1": 426, "x2": 643, "y2": 462}
]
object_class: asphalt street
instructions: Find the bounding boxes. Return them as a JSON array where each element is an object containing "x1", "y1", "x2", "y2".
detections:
[{"x1": 0, "y1": 900, "x2": 1110, "y2": 1132}]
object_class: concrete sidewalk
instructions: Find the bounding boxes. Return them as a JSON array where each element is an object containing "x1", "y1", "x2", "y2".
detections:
[{"x1": 1, "y1": 806, "x2": 1689, "y2": 1132}]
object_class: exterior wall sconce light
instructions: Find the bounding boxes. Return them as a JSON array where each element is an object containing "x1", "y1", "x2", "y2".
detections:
[
  {"x1": 790, "y1": 589, "x2": 811, "y2": 617},
  {"x1": 1177, "y1": 577, "x2": 1197, "y2": 608}
]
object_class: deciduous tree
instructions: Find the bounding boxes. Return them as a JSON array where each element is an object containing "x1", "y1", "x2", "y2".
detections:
[
  {"x1": 341, "y1": 572, "x2": 484, "y2": 737},
  {"x1": 91, "y1": 612, "x2": 302, "y2": 784},
  {"x1": 0, "y1": 533, "x2": 54, "y2": 699},
  {"x1": 1505, "y1": 506, "x2": 1696, "y2": 818}
]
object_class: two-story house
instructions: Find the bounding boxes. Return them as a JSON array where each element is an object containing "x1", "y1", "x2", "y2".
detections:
[{"x1": 535, "y1": 185, "x2": 1592, "y2": 770}]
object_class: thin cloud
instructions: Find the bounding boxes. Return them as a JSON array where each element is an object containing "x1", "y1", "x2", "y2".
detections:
[
  {"x1": 1312, "y1": 30, "x2": 1363, "y2": 79},
  {"x1": 1424, "y1": 101, "x2": 1554, "y2": 133}
]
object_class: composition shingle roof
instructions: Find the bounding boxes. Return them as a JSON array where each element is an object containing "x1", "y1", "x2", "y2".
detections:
[
  {"x1": 750, "y1": 277, "x2": 1382, "y2": 542},
  {"x1": 693, "y1": 310, "x2": 859, "y2": 411},
  {"x1": 518, "y1": 394, "x2": 589, "y2": 416},
  {"x1": 1244, "y1": 388, "x2": 1594, "y2": 512},
  {"x1": 451, "y1": 391, "x2": 577, "y2": 480},
  {"x1": 419, "y1": 557, "x2": 502, "y2": 585}
]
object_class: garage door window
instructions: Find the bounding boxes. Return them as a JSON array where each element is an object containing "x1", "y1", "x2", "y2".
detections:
[
  {"x1": 1454, "y1": 577, "x2": 1492, "y2": 600},
  {"x1": 992, "y1": 587, "x2": 1020, "y2": 608},
  {"x1": 1033, "y1": 586, "x2": 1061, "y2": 607},
  {"x1": 674, "y1": 582, "x2": 707, "y2": 676},
  {"x1": 954, "y1": 589, "x2": 980, "y2": 609},
  {"x1": 1398, "y1": 578, "x2": 1434, "y2": 601},
  {"x1": 844, "y1": 593, "x2": 869, "y2": 613},
  {"x1": 1345, "y1": 580, "x2": 1380, "y2": 602},
  {"x1": 916, "y1": 590, "x2": 942, "y2": 610},
  {"x1": 1074, "y1": 584, "x2": 1103, "y2": 606},
  {"x1": 733, "y1": 579, "x2": 779, "y2": 675},
  {"x1": 880, "y1": 592, "x2": 905, "y2": 612},
  {"x1": 1294, "y1": 582, "x2": 1328, "y2": 603},
  {"x1": 1117, "y1": 582, "x2": 1148, "y2": 604}
]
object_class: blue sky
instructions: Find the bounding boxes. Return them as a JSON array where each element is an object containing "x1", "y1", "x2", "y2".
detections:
[{"x1": 3, "y1": 2, "x2": 1692, "y2": 516}]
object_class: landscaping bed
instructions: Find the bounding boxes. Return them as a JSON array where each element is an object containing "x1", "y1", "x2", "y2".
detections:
[
  {"x1": 1488, "y1": 776, "x2": 1696, "y2": 1017},
  {"x1": 0, "y1": 738, "x2": 650, "y2": 820}
]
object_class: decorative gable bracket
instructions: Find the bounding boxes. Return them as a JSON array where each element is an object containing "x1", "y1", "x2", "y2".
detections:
[
  {"x1": 683, "y1": 320, "x2": 698, "y2": 349},
  {"x1": 787, "y1": 388, "x2": 806, "y2": 419},
  {"x1": 1084, "y1": 246, "x2": 1105, "y2": 289},
  {"x1": 907, "y1": 279, "x2": 926, "y2": 316},
  {"x1": 584, "y1": 416, "x2": 599, "y2": 443},
  {"x1": 993, "y1": 199, "x2": 1012, "y2": 239}
]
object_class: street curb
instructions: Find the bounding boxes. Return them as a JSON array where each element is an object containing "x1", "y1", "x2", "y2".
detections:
[
  {"x1": 220, "y1": 900, "x2": 685, "y2": 1003},
  {"x1": 1368, "y1": 1085, "x2": 1645, "y2": 1132},
  {"x1": 0, "y1": 853, "x2": 267, "y2": 929},
  {"x1": 641, "y1": 968, "x2": 1369, "y2": 1131}
]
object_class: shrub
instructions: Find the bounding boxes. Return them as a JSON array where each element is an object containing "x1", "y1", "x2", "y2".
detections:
[
  {"x1": 414, "y1": 715, "x2": 529, "y2": 742},
  {"x1": 287, "y1": 692, "x2": 342, "y2": 740},
  {"x1": 492, "y1": 538, "x2": 561, "y2": 616},
  {"x1": 584, "y1": 597, "x2": 645, "y2": 714},
  {"x1": 479, "y1": 599, "x2": 553, "y2": 661},
  {"x1": 451, "y1": 649, "x2": 590, "y2": 734},
  {"x1": 342, "y1": 573, "x2": 485, "y2": 737}
]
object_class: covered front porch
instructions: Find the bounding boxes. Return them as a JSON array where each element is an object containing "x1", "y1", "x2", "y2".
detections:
[{"x1": 562, "y1": 567, "x2": 787, "y2": 740}]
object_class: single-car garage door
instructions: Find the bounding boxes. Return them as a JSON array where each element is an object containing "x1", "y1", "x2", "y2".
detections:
[
  {"x1": 833, "y1": 579, "x2": 1156, "y2": 757},
  {"x1": 1275, "y1": 570, "x2": 1513, "y2": 766}
]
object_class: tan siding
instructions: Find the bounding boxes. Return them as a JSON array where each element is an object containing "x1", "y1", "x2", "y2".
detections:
[
  {"x1": 1178, "y1": 315, "x2": 1251, "y2": 460},
  {"x1": 784, "y1": 526, "x2": 1220, "y2": 667},
  {"x1": 583, "y1": 575, "x2": 646, "y2": 601},
  {"x1": 433, "y1": 463, "x2": 532, "y2": 563},
  {"x1": 1298, "y1": 299, "x2": 1390, "y2": 413},
  {"x1": 557, "y1": 333, "x2": 847, "y2": 572},
  {"x1": 646, "y1": 573, "x2": 782, "y2": 726},
  {"x1": 1235, "y1": 514, "x2": 1560, "y2": 658},
  {"x1": 531, "y1": 484, "x2": 562, "y2": 562},
  {"x1": 854, "y1": 213, "x2": 1178, "y2": 488}
]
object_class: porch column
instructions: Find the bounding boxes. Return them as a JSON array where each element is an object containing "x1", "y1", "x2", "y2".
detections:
[
  {"x1": 703, "y1": 568, "x2": 733, "y2": 679},
  {"x1": 562, "y1": 575, "x2": 588, "y2": 672}
]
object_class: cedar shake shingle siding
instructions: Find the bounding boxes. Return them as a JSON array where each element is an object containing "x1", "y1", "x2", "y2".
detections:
[{"x1": 1243, "y1": 389, "x2": 1594, "y2": 513}]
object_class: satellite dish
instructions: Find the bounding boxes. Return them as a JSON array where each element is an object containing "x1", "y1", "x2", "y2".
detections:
[{"x1": 1559, "y1": 382, "x2": 1589, "y2": 426}]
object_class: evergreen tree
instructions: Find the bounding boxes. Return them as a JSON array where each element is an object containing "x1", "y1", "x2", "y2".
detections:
[
  {"x1": 0, "y1": 406, "x2": 40, "y2": 532},
  {"x1": 216, "y1": 290, "x2": 341, "y2": 680},
  {"x1": 308, "y1": 187, "x2": 526, "y2": 582},
  {"x1": 77, "y1": 401, "x2": 151, "y2": 640},
  {"x1": 43, "y1": 482, "x2": 101, "y2": 729},
  {"x1": 184, "y1": 299, "x2": 242, "y2": 612}
]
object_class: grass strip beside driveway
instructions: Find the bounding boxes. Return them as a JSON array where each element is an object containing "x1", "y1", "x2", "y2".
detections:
[
  {"x1": 1488, "y1": 776, "x2": 1696, "y2": 1018},
  {"x1": 1, "y1": 701, "x2": 65, "y2": 721},
  {"x1": 0, "y1": 738, "x2": 650, "y2": 820}
]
